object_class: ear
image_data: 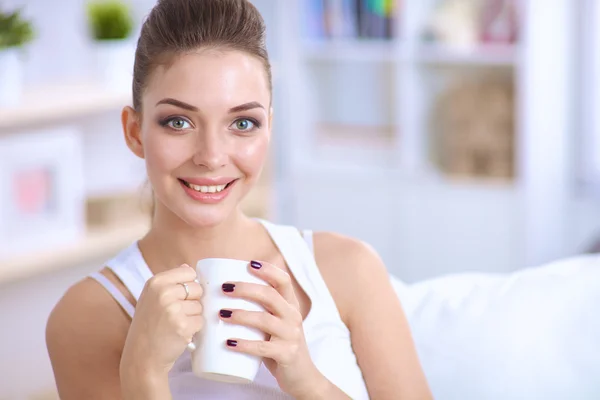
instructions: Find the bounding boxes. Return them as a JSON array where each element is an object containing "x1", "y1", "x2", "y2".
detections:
[{"x1": 122, "y1": 106, "x2": 145, "y2": 159}]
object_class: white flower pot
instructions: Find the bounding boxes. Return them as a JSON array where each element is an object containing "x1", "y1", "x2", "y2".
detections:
[
  {"x1": 94, "y1": 39, "x2": 135, "y2": 91},
  {"x1": 0, "y1": 48, "x2": 23, "y2": 107}
]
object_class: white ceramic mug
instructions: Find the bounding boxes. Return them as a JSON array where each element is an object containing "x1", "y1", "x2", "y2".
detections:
[{"x1": 191, "y1": 258, "x2": 267, "y2": 383}]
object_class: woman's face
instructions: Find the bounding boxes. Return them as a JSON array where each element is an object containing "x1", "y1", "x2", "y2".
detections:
[{"x1": 125, "y1": 49, "x2": 271, "y2": 227}]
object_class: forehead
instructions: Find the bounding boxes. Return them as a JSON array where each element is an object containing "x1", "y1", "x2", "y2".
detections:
[{"x1": 144, "y1": 49, "x2": 270, "y2": 109}]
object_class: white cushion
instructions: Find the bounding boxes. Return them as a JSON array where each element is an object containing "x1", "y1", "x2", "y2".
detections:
[{"x1": 391, "y1": 256, "x2": 600, "y2": 400}]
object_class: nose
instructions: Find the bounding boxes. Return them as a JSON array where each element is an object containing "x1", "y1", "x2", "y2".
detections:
[{"x1": 191, "y1": 128, "x2": 228, "y2": 170}]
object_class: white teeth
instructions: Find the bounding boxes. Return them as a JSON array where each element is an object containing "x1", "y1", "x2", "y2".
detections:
[{"x1": 187, "y1": 182, "x2": 227, "y2": 193}]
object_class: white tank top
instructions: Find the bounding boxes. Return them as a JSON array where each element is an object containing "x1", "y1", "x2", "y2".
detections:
[{"x1": 90, "y1": 219, "x2": 370, "y2": 399}]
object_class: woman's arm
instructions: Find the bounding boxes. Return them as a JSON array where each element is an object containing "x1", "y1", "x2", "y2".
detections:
[
  {"x1": 314, "y1": 233, "x2": 433, "y2": 400},
  {"x1": 48, "y1": 265, "x2": 202, "y2": 399},
  {"x1": 46, "y1": 278, "x2": 170, "y2": 399}
]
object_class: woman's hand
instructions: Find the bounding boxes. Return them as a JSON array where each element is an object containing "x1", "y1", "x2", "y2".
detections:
[
  {"x1": 218, "y1": 260, "x2": 327, "y2": 399},
  {"x1": 120, "y1": 264, "x2": 204, "y2": 383}
]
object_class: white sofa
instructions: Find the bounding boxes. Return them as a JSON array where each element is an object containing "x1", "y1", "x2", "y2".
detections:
[{"x1": 391, "y1": 255, "x2": 600, "y2": 400}]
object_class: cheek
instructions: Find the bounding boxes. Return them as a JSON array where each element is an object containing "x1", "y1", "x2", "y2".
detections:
[
  {"x1": 235, "y1": 136, "x2": 269, "y2": 176},
  {"x1": 142, "y1": 128, "x2": 191, "y2": 174}
]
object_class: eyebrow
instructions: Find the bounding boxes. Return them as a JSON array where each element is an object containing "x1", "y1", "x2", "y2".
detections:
[
  {"x1": 156, "y1": 98, "x2": 198, "y2": 111},
  {"x1": 155, "y1": 98, "x2": 265, "y2": 113},
  {"x1": 229, "y1": 101, "x2": 265, "y2": 113}
]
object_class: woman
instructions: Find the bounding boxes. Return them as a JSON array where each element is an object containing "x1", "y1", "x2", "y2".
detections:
[{"x1": 46, "y1": 0, "x2": 432, "y2": 398}]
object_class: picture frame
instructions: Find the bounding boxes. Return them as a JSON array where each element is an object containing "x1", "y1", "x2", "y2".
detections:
[{"x1": 0, "y1": 126, "x2": 85, "y2": 261}]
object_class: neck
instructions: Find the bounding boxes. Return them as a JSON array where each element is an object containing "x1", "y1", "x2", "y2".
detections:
[{"x1": 138, "y1": 205, "x2": 258, "y2": 274}]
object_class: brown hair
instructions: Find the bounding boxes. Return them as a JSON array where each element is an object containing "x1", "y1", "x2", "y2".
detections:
[{"x1": 132, "y1": 0, "x2": 272, "y2": 111}]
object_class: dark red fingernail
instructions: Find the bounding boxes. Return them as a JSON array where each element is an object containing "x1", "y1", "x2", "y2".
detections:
[
  {"x1": 222, "y1": 283, "x2": 235, "y2": 292},
  {"x1": 220, "y1": 309, "x2": 232, "y2": 318},
  {"x1": 250, "y1": 260, "x2": 262, "y2": 269},
  {"x1": 226, "y1": 339, "x2": 238, "y2": 347}
]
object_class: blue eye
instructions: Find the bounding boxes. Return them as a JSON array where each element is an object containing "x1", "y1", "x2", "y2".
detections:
[
  {"x1": 232, "y1": 118, "x2": 258, "y2": 131},
  {"x1": 162, "y1": 117, "x2": 191, "y2": 130}
]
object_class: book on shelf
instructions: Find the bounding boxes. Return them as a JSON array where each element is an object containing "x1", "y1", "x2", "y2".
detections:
[{"x1": 304, "y1": 0, "x2": 398, "y2": 41}]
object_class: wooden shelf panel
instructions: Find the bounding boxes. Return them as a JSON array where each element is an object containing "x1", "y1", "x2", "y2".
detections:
[
  {"x1": 241, "y1": 183, "x2": 272, "y2": 219},
  {"x1": 0, "y1": 218, "x2": 150, "y2": 285},
  {"x1": 0, "y1": 82, "x2": 130, "y2": 131}
]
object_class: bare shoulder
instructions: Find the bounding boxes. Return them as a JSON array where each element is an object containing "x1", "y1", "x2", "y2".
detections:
[
  {"x1": 47, "y1": 274, "x2": 130, "y2": 346},
  {"x1": 312, "y1": 231, "x2": 386, "y2": 280},
  {"x1": 312, "y1": 231, "x2": 381, "y2": 261},
  {"x1": 311, "y1": 231, "x2": 390, "y2": 324},
  {"x1": 46, "y1": 272, "x2": 130, "y2": 398},
  {"x1": 311, "y1": 232, "x2": 432, "y2": 398}
]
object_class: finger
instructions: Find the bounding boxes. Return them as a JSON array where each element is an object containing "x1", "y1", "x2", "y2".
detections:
[
  {"x1": 173, "y1": 280, "x2": 203, "y2": 301},
  {"x1": 182, "y1": 314, "x2": 204, "y2": 339},
  {"x1": 225, "y1": 338, "x2": 284, "y2": 362},
  {"x1": 223, "y1": 282, "x2": 292, "y2": 318},
  {"x1": 169, "y1": 305, "x2": 204, "y2": 342},
  {"x1": 248, "y1": 260, "x2": 298, "y2": 307},
  {"x1": 182, "y1": 300, "x2": 203, "y2": 316},
  {"x1": 219, "y1": 309, "x2": 289, "y2": 338},
  {"x1": 148, "y1": 264, "x2": 197, "y2": 287}
]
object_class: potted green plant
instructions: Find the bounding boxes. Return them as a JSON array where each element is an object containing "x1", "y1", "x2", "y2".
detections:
[
  {"x1": 0, "y1": 8, "x2": 34, "y2": 106},
  {"x1": 86, "y1": 0, "x2": 135, "y2": 90}
]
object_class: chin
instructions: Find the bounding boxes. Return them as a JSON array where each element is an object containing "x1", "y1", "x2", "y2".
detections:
[{"x1": 173, "y1": 203, "x2": 235, "y2": 228}]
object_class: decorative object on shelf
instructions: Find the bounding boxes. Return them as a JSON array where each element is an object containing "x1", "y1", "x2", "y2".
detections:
[
  {"x1": 0, "y1": 7, "x2": 34, "y2": 107},
  {"x1": 422, "y1": 0, "x2": 483, "y2": 48},
  {"x1": 479, "y1": 0, "x2": 519, "y2": 45},
  {"x1": 431, "y1": 75, "x2": 515, "y2": 180},
  {"x1": 305, "y1": 0, "x2": 397, "y2": 41},
  {"x1": 0, "y1": 127, "x2": 85, "y2": 262},
  {"x1": 86, "y1": 0, "x2": 135, "y2": 90},
  {"x1": 422, "y1": 0, "x2": 518, "y2": 49}
]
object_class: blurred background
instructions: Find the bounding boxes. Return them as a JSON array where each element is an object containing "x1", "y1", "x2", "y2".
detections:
[{"x1": 0, "y1": 0, "x2": 597, "y2": 398}]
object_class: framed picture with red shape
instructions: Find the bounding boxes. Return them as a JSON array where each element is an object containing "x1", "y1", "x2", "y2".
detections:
[{"x1": 0, "y1": 126, "x2": 85, "y2": 261}]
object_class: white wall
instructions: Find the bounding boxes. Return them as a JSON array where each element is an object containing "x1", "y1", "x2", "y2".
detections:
[{"x1": 292, "y1": 173, "x2": 522, "y2": 283}]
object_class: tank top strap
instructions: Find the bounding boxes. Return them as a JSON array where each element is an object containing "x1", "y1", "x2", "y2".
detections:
[
  {"x1": 257, "y1": 220, "x2": 340, "y2": 325},
  {"x1": 89, "y1": 271, "x2": 135, "y2": 318},
  {"x1": 106, "y1": 242, "x2": 154, "y2": 301},
  {"x1": 301, "y1": 229, "x2": 314, "y2": 254},
  {"x1": 87, "y1": 242, "x2": 152, "y2": 316}
]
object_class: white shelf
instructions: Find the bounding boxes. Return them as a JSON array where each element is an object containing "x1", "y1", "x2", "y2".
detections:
[
  {"x1": 301, "y1": 40, "x2": 518, "y2": 66},
  {"x1": 310, "y1": 124, "x2": 397, "y2": 169},
  {"x1": 415, "y1": 44, "x2": 519, "y2": 67},
  {"x1": 0, "y1": 82, "x2": 131, "y2": 131},
  {"x1": 303, "y1": 39, "x2": 398, "y2": 62},
  {"x1": 0, "y1": 218, "x2": 150, "y2": 285}
]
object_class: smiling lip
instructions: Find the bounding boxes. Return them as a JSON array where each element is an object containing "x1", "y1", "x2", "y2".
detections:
[
  {"x1": 179, "y1": 177, "x2": 237, "y2": 204},
  {"x1": 180, "y1": 177, "x2": 237, "y2": 186}
]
